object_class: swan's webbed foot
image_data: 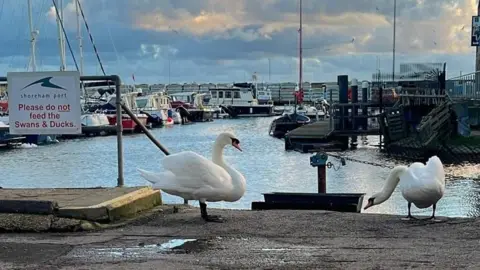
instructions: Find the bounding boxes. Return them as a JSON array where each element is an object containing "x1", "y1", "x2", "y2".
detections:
[
  {"x1": 401, "y1": 214, "x2": 418, "y2": 221},
  {"x1": 424, "y1": 204, "x2": 442, "y2": 222},
  {"x1": 401, "y1": 202, "x2": 417, "y2": 221},
  {"x1": 425, "y1": 216, "x2": 442, "y2": 222},
  {"x1": 199, "y1": 202, "x2": 224, "y2": 223},
  {"x1": 203, "y1": 215, "x2": 224, "y2": 223}
]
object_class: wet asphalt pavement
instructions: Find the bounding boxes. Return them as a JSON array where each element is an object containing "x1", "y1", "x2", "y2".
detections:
[{"x1": 0, "y1": 206, "x2": 479, "y2": 269}]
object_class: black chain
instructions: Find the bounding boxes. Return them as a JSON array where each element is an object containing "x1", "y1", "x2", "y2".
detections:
[{"x1": 326, "y1": 152, "x2": 480, "y2": 181}]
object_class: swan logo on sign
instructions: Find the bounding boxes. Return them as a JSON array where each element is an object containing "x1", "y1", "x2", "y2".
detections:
[{"x1": 20, "y1": 77, "x2": 67, "y2": 91}]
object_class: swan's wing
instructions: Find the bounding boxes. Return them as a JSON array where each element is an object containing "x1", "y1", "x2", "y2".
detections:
[
  {"x1": 161, "y1": 151, "x2": 233, "y2": 190},
  {"x1": 400, "y1": 158, "x2": 445, "y2": 207},
  {"x1": 401, "y1": 162, "x2": 426, "y2": 189},
  {"x1": 425, "y1": 155, "x2": 446, "y2": 184}
]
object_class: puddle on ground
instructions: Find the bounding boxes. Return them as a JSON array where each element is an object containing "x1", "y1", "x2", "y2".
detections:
[{"x1": 70, "y1": 239, "x2": 201, "y2": 259}]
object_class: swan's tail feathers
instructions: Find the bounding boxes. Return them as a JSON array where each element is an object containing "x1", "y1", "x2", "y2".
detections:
[{"x1": 137, "y1": 168, "x2": 175, "y2": 187}]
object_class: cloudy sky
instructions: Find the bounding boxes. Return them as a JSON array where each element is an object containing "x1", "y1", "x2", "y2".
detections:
[{"x1": 0, "y1": 0, "x2": 478, "y2": 84}]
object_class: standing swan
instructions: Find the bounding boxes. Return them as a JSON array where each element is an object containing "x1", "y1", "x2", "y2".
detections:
[
  {"x1": 137, "y1": 132, "x2": 246, "y2": 222},
  {"x1": 363, "y1": 156, "x2": 445, "y2": 221}
]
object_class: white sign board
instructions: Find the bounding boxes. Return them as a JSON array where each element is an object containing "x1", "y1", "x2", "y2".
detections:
[
  {"x1": 472, "y1": 16, "x2": 480, "y2": 46},
  {"x1": 7, "y1": 71, "x2": 82, "y2": 135}
]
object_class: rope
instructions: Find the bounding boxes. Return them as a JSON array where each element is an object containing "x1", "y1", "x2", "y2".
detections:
[
  {"x1": 77, "y1": 0, "x2": 107, "y2": 76},
  {"x1": 51, "y1": 0, "x2": 79, "y2": 72},
  {"x1": 326, "y1": 152, "x2": 480, "y2": 181}
]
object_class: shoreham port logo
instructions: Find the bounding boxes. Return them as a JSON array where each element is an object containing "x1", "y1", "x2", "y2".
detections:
[
  {"x1": 21, "y1": 77, "x2": 67, "y2": 91},
  {"x1": 19, "y1": 76, "x2": 68, "y2": 99}
]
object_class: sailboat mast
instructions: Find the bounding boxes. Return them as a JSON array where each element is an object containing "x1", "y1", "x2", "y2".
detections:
[
  {"x1": 75, "y1": 0, "x2": 84, "y2": 75},
  {"x1": 27, "y1": 0, "x2": 37, "y2": 71},
  {"x1": 60, "y1": 0, "x2": 66, "y2": 68},
  {"x1": 294, "y1": 0, "x2": 303, "y2": 114},
  {"x1": 55, "y1": 0, "x2": 66, "y2": 71},
  {"x1": 299, "y1": 0, "x2": 303, "y2": 94}
]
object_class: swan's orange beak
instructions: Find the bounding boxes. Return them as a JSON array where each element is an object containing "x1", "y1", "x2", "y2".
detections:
[{"x1": 232, "y1": 141, "x2": 242, "y2": 151}]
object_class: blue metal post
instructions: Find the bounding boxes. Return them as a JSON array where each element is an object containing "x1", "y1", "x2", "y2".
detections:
[{"x1": 310, "y1": 152, "x2": 328, "y2": 193}]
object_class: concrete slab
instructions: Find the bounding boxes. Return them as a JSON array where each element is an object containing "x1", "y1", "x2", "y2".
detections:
[
  {"x1": 0, "y1": 187, "x2": 162, "y2": 222},
  {"x1": 0, "y1": 206, "x2": 478, "y2": 269}
]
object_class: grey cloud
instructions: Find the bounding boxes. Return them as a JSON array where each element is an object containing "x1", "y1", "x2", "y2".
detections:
[{"x1": 0, "y1": 0, "x2": 474, "y2": 84}]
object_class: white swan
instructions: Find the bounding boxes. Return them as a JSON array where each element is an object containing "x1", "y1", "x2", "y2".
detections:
[
  {"x1": 137, "y1": 132, "x2": 246, "y2": 222},
  {"x1": 363, "y1": 156, "x2": 445, "y2": 221}
]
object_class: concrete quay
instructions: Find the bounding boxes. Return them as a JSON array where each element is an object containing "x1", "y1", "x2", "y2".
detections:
[
  {"x1": 0, "y1": 187, "x2": 161, "y2": 231},
  {"x1": 0, "y1": 206, "x2": 478, "y2": 269}
]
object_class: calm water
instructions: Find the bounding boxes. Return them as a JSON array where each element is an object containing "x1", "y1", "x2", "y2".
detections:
[{"x1": 1, "y1": 117, "x2": 480, "y2": 218}]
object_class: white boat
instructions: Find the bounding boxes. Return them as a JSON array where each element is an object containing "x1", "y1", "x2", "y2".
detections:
[
  {"x1": 0, "y1": 115, "x2": 8, "y2": 126},
  {"x1": 295, "y1": 101, "x2": 329, "y2": 121},
  {"x1": 103, "y1": 92, "x2": 149, "y2": 132},
  {"x1": 169, "y1": 92, "x2": 215, "y2": 122},
  {"x1": 256, "y1": 86, "x2": 274, "y2": 105},
  {"x1": 136, "y1": 91, "x2": 174, "y2": 127},
  {"x1": 171, "y1": 111, "x2": 182, "y2": 124},
  {"x1": 80, "y1": 113, "x2": 110, "y2": 127},
  {"x1": 207, "y1": 83, "x2": 275, "y2": 117}
]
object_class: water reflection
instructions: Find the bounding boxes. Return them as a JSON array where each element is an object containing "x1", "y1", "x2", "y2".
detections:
[{"x1": 1, "y1": 117, "x2": 480, "y2": 217}]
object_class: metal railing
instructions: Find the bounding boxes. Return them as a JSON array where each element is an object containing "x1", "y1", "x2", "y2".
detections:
[{"x1": 446, "y1": 71, "x2": 480, "y2": 100}]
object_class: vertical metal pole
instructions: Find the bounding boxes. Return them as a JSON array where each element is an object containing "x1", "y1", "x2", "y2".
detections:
[
  {"x1": 362, "y1": 81, "x2": 369, "y2": 130},
  {"x1": 168, "y1": 59, "x2": 171, "y2": 85},
  {"x1": 329, "y1": 89, "x2": 333, "y2": 130},
  {"x1": 392, "y1": 0, "x2": 396, "y2": 86},
  {"x1": 54, "y1": 0, "x2": 66, "y2": 71},
  {"x1": 299, "y1": 0, "x2": 303, "y2": 95},
  {"x1": 476, "y1": 3, "x2": 480, "y2": 96},
  {"x1": 75, "y1": 0, "x2": 84, "y2": 76},
  {"x1": 115, "y1": 77, "x2": 124, "y2": 187},
  {"x1": 317, "y1": 165, "x2": 326, "y2": 193},
  {"x1": 379, "y1": 87, "x2": 384, "y2": 149},
  {"x1": 268, "y1": 58, "x2": 271, "y2": 81},
  {"x1": 60, "y1": 0, "x2": 66, "y2": 68},
  {"x1": 27, "y1": 0, "x2": 36, "y2": 72}
]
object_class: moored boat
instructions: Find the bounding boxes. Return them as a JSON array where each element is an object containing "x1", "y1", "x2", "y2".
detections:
[
  {"x1": 99, "y1": 92, "x2": 149, "y2": 133},
  {"x1": 269, "y1": 113, "x2": 311, "y2": 139}
]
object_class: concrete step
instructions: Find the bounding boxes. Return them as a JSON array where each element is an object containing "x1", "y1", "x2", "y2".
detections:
[{"x1": 0, "y1": 186, "x2": 161, "y2": 222}]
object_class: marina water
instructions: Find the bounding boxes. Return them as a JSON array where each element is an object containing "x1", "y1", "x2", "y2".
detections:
[{"x1": 2, "y1": 117, "x2": 480, "y2": 218}]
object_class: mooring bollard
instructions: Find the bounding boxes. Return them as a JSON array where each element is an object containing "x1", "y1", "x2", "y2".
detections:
[
  {"x1": 310, "y1": 152, "x2": 328, "y2": 193},
  {"x1": 310, "y1": 152, "x2": 347, "y2": 194}
]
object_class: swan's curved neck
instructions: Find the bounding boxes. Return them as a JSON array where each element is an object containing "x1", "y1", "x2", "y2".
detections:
[
  {"x1": 212, "y1": 142, "x2": 226, "y2": 166},
  {"x1": 211, "y1": 141, "x2": 246, "y2": 201},
  {"x1": 376, "y1": 165, "x2": 408, "y2": 204}
]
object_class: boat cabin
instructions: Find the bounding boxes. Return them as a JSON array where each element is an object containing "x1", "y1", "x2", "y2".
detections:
[
  {"x1": 170, "y1": 92, "x2": 196, "y2": 109},
  {"x1": 256, "y1": 87, "x2": 273, "y2": 103},
  {"x1": 208, "y1": 87, "x2": 257, "y2": 106},
  {"x1": 136, "y1": 92, "x2": 171, "y2": 111}
]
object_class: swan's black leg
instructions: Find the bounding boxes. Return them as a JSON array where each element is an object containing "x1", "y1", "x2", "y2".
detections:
[
  {"x1": 401, "y1": 202, "x2": 417, "y2": 220},
  {"x1": 199, "y1": 202, "x2": 223, "y2": 223},
  {"x1": 430, "y1": 204, "x2": 436, "y2": 219},
  {"x1": 425, "y1": 204, "x2": 442, "y2": 221}
]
